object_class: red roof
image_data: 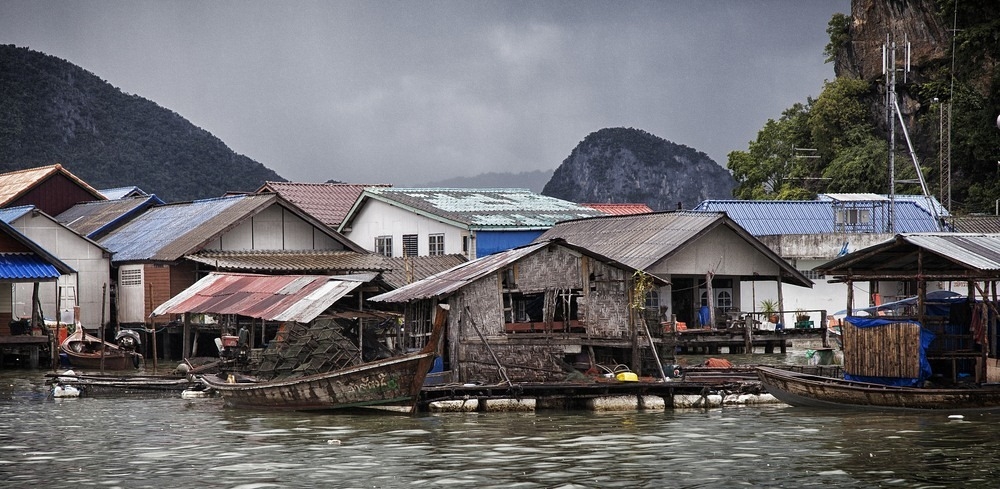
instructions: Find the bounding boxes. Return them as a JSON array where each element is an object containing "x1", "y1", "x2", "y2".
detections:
[
  {"x1": 582, "y1": 203, "x2": 654, "y2": 215},
  {"x1": 257, "y1": 182, "x2": 391, "y2": 227},
  {"x1": 151, "y1": 272, "x2": 373, "y2": 322}
]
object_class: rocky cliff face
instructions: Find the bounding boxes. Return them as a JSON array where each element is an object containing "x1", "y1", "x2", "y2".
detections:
[
  {"x1": 541, "y1": 128, "x2": 735, "y2": 211},
  {"x1": 834, "y1": 0, "x2": 949, "y2": 83}
]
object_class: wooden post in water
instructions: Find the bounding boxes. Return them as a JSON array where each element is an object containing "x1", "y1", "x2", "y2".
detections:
[
  {"x1": 52, "y1": 285, "x2": 61, "y2": 370},
  {"x1": 100, "y1": 284, "x2": 106, "y2": 372}
]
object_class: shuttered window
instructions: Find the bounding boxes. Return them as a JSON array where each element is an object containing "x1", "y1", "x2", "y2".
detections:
[{"x1": 403, "y1": 234, "x2": 418, "y2": 257}]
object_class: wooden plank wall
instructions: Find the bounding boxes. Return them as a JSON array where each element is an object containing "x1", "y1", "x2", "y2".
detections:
[{"x1": 843, "y1": 320, "x2": 921, "y2": 378}]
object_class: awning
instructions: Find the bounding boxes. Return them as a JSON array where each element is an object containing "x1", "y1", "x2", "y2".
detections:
[
  {"x1": 0, "y1": 253, "x2": 62, "y2": 281},
  {"x1": 151, "y1": 272, "x2": 376, "y2": 323}
]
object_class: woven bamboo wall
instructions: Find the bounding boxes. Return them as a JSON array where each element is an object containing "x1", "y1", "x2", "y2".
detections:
[{"x1": 842, "y1": 320, "x2": 921, "y2": 378}]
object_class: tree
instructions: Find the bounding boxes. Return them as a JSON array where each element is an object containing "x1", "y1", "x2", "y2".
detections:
[{"x1": 727, "y1": 103, "x2": 813, "y2": 199}]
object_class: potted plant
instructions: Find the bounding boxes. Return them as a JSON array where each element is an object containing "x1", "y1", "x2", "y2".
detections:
[
  {"x1": 795, "y1": 308, "x2": 810, "y2": 323},
  {"x1": 760, "y1": 299, "x2": 779, "y2": 324}
]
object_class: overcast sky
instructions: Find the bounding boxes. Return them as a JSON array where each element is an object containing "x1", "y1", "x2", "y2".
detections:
[{"x1": 2, "y1": 1, "x2": 850, "y2": 186}]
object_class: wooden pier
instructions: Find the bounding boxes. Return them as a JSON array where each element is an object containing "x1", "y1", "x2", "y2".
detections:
[
  {"x1": 0, "y1": 335, "x2": 51, "y2": 368},
  {"x1": 415, "y1": 364, "x2": 842, "y2": 412}
]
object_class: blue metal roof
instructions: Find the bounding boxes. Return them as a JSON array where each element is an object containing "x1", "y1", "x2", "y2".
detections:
[
  {"x1": 693, "y1": 196, "x2": 944, "y2": 236},
  {"x1": 0, "y1": 205, "x2": 35, "y2": 224},
  {"x1": 0, "y1": 253, "x2": 61, "y2": 280},
  {"x1": 99, "y1": 194, "x2": 254, "y2": 263}
]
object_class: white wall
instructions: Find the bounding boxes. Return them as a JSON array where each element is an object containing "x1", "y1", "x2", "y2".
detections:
[
  {"x1": 343, "y1": 199, "x2": 466, "y2": 257},
  {"x1": 8, "y1": 211, "x2": 111, "y2": 328},
  {"x1": 203, "y1": 204, "x2": 344, "y2": 251}
]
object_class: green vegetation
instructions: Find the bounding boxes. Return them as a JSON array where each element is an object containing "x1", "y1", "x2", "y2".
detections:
[
  {"x1": 729, "y1": 1, "x2": 1000, "y2": 215},
  {"x1": 0, "y1": 45, "x2": 284, "y2": 202}
]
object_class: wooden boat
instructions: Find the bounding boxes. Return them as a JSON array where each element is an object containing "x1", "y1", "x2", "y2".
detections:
[
  {"x1": 757, "y1": 366, "x2": 1000, "y2": 413},
  {"x1": 46, "y1": 372, "x2": 200, "y2": 397},
  {"x1": 201, "y1": 306, "x2": 446, "y2": 411},
  {"x1": 60, "y1": 329, "x2": 141, "y2": 371}
]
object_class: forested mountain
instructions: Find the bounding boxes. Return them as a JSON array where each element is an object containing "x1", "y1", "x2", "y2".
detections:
[
  {"x1": 0, "y1": 45, "x2": 284, "y2": 202},
  {"x1": 542, "y1": 128, "x2": 735, "y2": 211},
  {"x1": 728, "y1": 0, "x2": 1000, "y2": 214}
]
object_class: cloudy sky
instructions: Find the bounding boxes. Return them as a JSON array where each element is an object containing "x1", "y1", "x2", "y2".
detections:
[{"x1": 2, "y1": 1, "x2": 850, "y2": 186}]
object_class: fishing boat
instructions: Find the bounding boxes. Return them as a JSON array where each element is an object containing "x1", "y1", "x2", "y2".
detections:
[
  {"x1": 201, "y1": 306, "x2": 446, "y2": 411},
  {"x1": 60, "y1": 329, "x2": 142, "y2": 370},
  {"x1": 757, "y1": 366, "x2": 1000, "y2": 412}
]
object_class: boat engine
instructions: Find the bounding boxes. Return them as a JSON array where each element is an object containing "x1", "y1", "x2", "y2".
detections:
[
  {"x1": 115, "y1": 329, "x2": 142, "y2": 352},
  {"x1": 219, "y1": 327, "x2": 250, "y2": 369}
]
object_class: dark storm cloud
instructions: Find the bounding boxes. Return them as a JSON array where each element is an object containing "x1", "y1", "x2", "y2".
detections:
[{"x1": 1, "y1": 0, "x2": 850, "y2": 185}]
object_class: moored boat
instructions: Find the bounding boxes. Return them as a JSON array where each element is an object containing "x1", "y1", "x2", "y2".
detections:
[
  {"x1": 757, "y1": 366, "x2": 1000, "y2": 413},
  {"x1": 60, "y1": 329, "x2": 142, "y2": 370},
  {"x1": 201, "y1": 305, "x2": 446, "y2": 412}
]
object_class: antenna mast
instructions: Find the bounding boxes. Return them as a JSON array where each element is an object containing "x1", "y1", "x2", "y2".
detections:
[{"x1": 883, "y1": 34, "x2": 942, "y2": 233}]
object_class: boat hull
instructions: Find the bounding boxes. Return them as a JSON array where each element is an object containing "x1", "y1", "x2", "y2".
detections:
[
  {"x1": 757, "y1": 366, "x2": 1000, "y2": 413},
  {"x1": 202, "y1": 351, "x2": 437, "y2": 411},
  {"x1": 60, "y1": 330, "x2": 140, "y2": 371}
]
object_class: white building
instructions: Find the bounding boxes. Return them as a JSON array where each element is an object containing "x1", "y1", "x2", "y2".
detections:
[
  {"x1": 338, "y1": 188, "x2": 604, "y2": 260},
  {"x1": 0, "y1": 205, "x2": 111, "y2": 328}
]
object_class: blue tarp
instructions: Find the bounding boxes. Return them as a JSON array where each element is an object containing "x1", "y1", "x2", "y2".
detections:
[{"x1": 843, "y1": 316, "x2": 935, "y2": 387}]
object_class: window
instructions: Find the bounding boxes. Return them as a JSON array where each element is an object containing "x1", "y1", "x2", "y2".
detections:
[
  {"x1": 835, "y1": 208, "x2": 872, "y2": 225},
  {"x1": 428, "y1": 234, "x2": 444, "y2": 256},
  {"x1": 120, "y1": 268, "x2": 142, "y2": 286},
  {"x1": 375, "y1": 236, "x2": 392, "y2": 257},
  {"x1": 402, "y1": 234, "x2": 418, "y2": 257},
  {"x1": 644, "y1": 290, "x2": 660, "y2": 310}
]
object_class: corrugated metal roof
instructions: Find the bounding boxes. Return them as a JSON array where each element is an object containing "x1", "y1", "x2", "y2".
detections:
[
  {"x1": 0, "y1": 205, "x2": 34, "y2": 224},
  {"x1": 55, "y1": 196, "x2": 164, "y2": 239},
  {"x1": 257, "y1": 182, "x2": 390, "y2": 227},
  {"x1": 0, "y1": 218, "x2": 75, "y2": 276},
  {"x1": 817, "y1": 233, "x2": 1000, "y2": 278},
  {"x1": 694, "y1": 201, "x2": 833, "y2": 235},
  {"x1": 536, "y1": 211, "x2": 811, "y2": 287},
  {"x1": 537, "y1": 211, "x2": 726, "y2": 271},
  {"x1": 948, "y1": 216, "x2": 1000, "y2": 233},
  {"x1": 370, "y1": 242, "x2": 548, "y2": 302},
  {"x1": 379, "y1": 254, "x2": 468, "y2": 289},
  {"x1": 99, "y1": 194, "x2": 260, "y2": 263},
  {"x1": 582, "y1": 203, "x2": 655, "y2": 215},
  {"x1": 0, "y1": 253, "x2": 62, "y2": 281},
  {"x1": 99, "y1": 186, "x2": 149, "y2": 200},
  {"x1": 694, "y1": 195, "x2": 945, "y2": 235},
  {"x1": 151, "y1": 272, "x2": 370, "y2": 322},
  {"x1": 186, "y1": 249, "x2": 388, "y2": 273},
  {"x1": 0, "y1": 164, "x2": 105, "y2": 206},
  {"x1": 351, "y1": 188, "x2": 604, "y2": 230}
]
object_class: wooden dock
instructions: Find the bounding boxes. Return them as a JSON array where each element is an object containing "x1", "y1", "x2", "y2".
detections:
[
  {"x1": 416, "y1": 365, "x2": 842, "y2": 412},
  {"x1": 0, "y1": 335, "x2": 51, "y2": 368}
]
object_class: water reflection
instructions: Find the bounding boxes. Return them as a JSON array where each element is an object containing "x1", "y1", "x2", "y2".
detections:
[{"x1": 1, "y1": 371, "x2": 998, "y2": 487}]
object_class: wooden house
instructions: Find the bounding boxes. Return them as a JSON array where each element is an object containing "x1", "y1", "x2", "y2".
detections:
[
  {"x1": 370, "y1": 239, "x2": 668, "y2": 384},
  {"x1": 0, "y1": 206, "x2": 111, "y2": 330},
  {"x1": 816, "y1": 233, "x2": 1000, "y2": 385},
  {"x1": 537, "y1": 211, "x2": 812, "y2": 330},
  {"x1": 338, "y1": 188, "x2": 604, "y2": 260}
]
